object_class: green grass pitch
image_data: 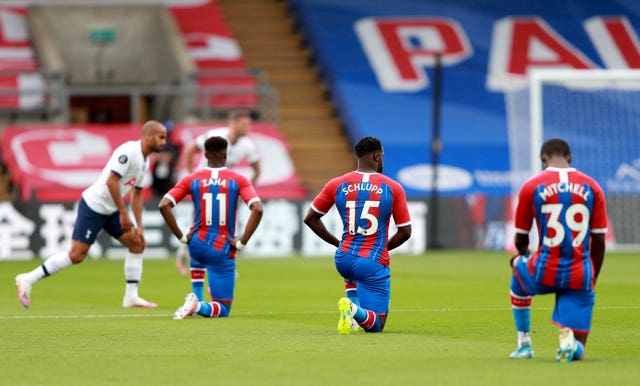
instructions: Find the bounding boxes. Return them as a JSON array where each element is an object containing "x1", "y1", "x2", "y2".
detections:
[{"x1": 1, "y1": 251, "x2": 639, "y2": 385}]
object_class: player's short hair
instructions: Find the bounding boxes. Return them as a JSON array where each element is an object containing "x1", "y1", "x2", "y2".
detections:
[
  {"x1": 228, "y1": 108, "x2": 253, "y2": 121},
  {"x1": 354, "y1": 136, "x2": 383, "y2": 157},
  {"x1": 541, "y1": 138, "x2": 571, "y2": 159},
  {"x1": 204, "y1": 136, "x2": 228, "y2": 152}
]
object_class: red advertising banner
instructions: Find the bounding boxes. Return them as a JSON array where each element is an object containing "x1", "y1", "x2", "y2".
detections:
[{"x1": 1, "y1": 122, "x2": 307, "y2": 202}]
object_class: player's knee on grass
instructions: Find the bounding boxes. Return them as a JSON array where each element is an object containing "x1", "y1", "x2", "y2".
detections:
[
  {"x1": 198, "y1": 301, "x2": 232, "y2": 318},
  {"x1": 360, "y1": 312, "x2": 386, "y2": 333},
  {"x1": 219, "y1": 302, "x2": 232, "y2": 317}
]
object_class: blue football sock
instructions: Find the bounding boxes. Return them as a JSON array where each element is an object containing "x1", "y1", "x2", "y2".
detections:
[
  {"x1": 197, "y1": 301, "x2": 231, "y2": 318},
  {"x1": 197, "y1": 302, "x2": 213, "y2": 317},
  {"x1": 354, "y1": 307, "x2": 382, "y2": 332},
  {"x1": 191, "y1": 281, "x2": 204, "y2": 301},
  {"x1": 512, "y1": 308, "x2": 530, "y2": 333},
  {"x1": 346, "y1": 290, "x2": 360, "y2": 307},
  {"x1": 352, "y1": 303, "x2": 368, "y2": 323}
]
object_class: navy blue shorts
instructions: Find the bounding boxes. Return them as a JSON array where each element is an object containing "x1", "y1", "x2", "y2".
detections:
[
  {"x1": 71, "y1": 198, "x2": 124, "y2": 244},
  {"x1": 335, "y1": 250, "x2": 390, "y2": 315}
]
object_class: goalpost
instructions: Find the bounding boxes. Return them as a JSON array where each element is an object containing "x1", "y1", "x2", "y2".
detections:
[{"x1": 507, "y1": 68, "x2": 640, "y2": 249}]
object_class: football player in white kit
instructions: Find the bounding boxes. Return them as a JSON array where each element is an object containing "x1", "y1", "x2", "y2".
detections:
[
  {"x1": 15, "y1": 121, "x2": 168, "y2": 308},
  {"x1": 183, "y1": 109, "x2": 260, "y2": 183},
  {"x1": 176, "y1": 109, "x2": 261, "y2": 275}
]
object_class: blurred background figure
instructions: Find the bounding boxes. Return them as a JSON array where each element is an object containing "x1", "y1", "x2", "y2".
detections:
[{"x1": 151, "y1": 120, "x2": 180, "y2": 198}]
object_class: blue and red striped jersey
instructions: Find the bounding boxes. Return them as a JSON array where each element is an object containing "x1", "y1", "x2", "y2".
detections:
[
  {"x1": 515, "y1": 167, "x2": 607, "y2": 291},
  {"x1": 165, "y1": 167, "x2": 260, "y2": 257},
  {"x1": 311, "y1": 171, "x2": 411, "y2": 267}
]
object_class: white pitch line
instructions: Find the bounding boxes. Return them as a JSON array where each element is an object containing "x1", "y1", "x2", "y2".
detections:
[
  {"x1": 0, "y1": 313, "x2": 171, "y2": 320},
  {"x1": 1, "y1": 305, "x2": 638, "y2": 320}
]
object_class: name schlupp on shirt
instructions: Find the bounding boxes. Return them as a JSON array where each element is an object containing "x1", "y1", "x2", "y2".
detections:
[{"x1": 342, "y1": 182, "x2": 384, "y2": 195}]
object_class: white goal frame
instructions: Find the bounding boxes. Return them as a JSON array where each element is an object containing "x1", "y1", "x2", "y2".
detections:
[
  {"x1": 527, "y1": 68, "x2": 640, "y2": 249},
  {"x1": 529, "y1": 68, "x2": 640, "y2": 176}
]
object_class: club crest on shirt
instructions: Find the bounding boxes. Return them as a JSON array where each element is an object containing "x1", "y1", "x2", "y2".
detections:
[{"x1": 118, "y1": 155, "x2": 128, "y2": 164}]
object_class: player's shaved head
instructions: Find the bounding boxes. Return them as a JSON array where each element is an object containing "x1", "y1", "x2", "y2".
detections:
[
  {"x1": 140, "y1": 120, "x2": 167, "y2": 156},
  {"x1": 142, "y1": 120, "x2": 165, "y2": 135}
]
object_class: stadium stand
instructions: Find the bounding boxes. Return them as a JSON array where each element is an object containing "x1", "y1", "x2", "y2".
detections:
[
  {"x1": 170, "y1": 0, "x2": 260, "y2": 114},
  {"x1": 0, "y1": 1, "x2": 309, "y2": 201},
  {"x1": 218, "y1": 0, "x2": 354, "y2": 194},
  {"x1": 286, "y1": 0, "x2": 640, "y2": 202},
  {"x1": 0, "y1": 6, "x2": 45, "y2": 117}
]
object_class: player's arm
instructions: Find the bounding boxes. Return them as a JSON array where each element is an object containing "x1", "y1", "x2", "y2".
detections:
[
  {"x1": 158, "y1": 196, "x2": 190, "y2": 243},
  {"x1": 129, "y1": 187, "x2": 147, "y2": 248},
  {"x1": 182, "y1": 142, "x2": 200, "y2": 173},
  {"x1": 514, "y1": 233, "x2": 530, "y2": 256},
  {"x1": 230, "y1": 200, "x2": 263, "y2": 250},
  {"x1": 510, "y1": 232, "x2": 531, "y2": 267},
  {"x1": 589, "y1": 184, "x2": 607, "y2": 281},
  {"x1": 158, "y1": 178, "x2": 191, "y2": 243},
  {"x1": 511, "y1": 182, "x2": 534, "y2": 265},
  {"x1": 106, "y1": 171, "x2": 132, "y2": 232},
  {"x1": 388, "y1": 224, "x2": 411, "y2": 251},
  {"x1": 303, "y1": 208, "x2": 340, "y2": 248},
  {"x1": 387, "y1": 184, "x2": 412, "y2": 251},
  {"x1": 250, "y1": 161, "x2": 261, "y2": 186},
  {"x1": 130, "y1": 187, "x2": 144, "y2": 229},
  {"x1": 590, "y1": 233, "x2": 606, "y2": 280}
]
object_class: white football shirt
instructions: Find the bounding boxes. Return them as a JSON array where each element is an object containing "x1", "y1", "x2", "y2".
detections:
[
  {"x1": 194, "y1": 127, "x2": 260, "y2": 169},
  {"x1": 82, "y1": 140, "x2": 149, "y2": 215}
]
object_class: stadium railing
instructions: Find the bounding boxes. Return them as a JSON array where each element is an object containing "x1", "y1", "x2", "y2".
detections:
[{"x1": 0, "y1": 68, "x2": 278, "y2": 124}]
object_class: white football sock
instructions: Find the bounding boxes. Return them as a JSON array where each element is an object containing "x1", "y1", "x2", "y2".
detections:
[
  {"x1": 517, "y1": 331, "x2": 531, "y2": 347},
  {"x1": 124, "y1": 251, "x2": 143, "y2": 298},
  {"x1": 25, "y1": 251, "x2": 72, "y2": 284}
]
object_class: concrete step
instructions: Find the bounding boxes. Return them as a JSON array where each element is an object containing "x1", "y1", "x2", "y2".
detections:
[
  {"x1": 279, "y1": 105, "x2": 335, "y2": 119},
  {"x1": 252, "y1": 62, "x2": 315, "y2": 75},
  {"x1": 265, "y1": 70, "x2": 318, "y2": 84}
]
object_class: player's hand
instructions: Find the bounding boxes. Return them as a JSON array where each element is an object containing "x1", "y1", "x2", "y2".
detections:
[
  {"x1": 120, "y1": 212, "x2": 133, "y2": 232},
  {"x1": 509, "y1": 253, "x2": 520, "y2": 268},
  {"x1": 130, "y1": 227, "x2": 147, "y2": 249},
  {"x1": 227, "y1": 236, "x2": 245, "y2": 251},
  {"x1": 510, "y1": 251, "x2": 530, "y2": 268},
  {"x1": 180, "y1": 230, "x2": 194, "y2": 244}
]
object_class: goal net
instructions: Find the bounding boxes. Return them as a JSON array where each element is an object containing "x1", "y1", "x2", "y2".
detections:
[{"x1": 506, "y1": 69, "x2": 640, "y2": 249}]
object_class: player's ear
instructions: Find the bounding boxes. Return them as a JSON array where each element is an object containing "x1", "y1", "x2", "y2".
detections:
[{"x1": 540, "y1": 154, "x2": 548, "y2": 168}]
